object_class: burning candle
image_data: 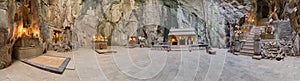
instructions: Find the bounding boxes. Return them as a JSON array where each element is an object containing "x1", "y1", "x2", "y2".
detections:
[
  {"x1": 35, "y1": 31, "x2": 39, "y2": 38},
  {"x1": 171, "y1": 38, "x2": 176, "y2": 42},
  {"x1": 22, "y1": 29, "x2": 27, "y2": 36},
  {"x1": 93, "y1": 36, "x2": 96, "y2": 41},
  {"x1": 97, "y1": 36, "x2": 101, "y2": 41}
]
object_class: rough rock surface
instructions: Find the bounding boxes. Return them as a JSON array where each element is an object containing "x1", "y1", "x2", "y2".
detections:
[
  {"x1": 73, "y1": 0, "x2": 227, "y2": 47},
  {"x1": 286, "y1": 0, "x2": 300, "y2": 55},
  {"x1": 0, "y1": 0, "x2": 12, "y2": 69},
  {"x1": 0, "y1": 0, "x2": 83, "y2": 69},
  {"x1": 2, "y1": 0, "x2": 297, "y2": 69},
  {"x1": 39, "y1": 0, "x2": 82, "y2": 49},
  {"x1": 274, "y1": 20, "x2": 293, "y2": 40}
]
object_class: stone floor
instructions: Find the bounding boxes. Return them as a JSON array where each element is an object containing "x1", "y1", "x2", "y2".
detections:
[{"x1": 0, "y1": 47, "x2": 299, "y2": 81}]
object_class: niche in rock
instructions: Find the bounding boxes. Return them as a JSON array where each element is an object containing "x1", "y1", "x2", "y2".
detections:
[{"x1": 257, "y1": 0, "x2": 270, "y2": 19}]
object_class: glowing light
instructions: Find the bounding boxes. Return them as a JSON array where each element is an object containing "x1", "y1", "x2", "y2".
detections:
[
  {"x1": 171, "y1": 38, "x2": 176, "y2": 42},
  {"x1": 251, "y1": 19, "x2": 254, "y2": 22},
  {"x1": 35, "y1": 31, "x2": 39, "y2": 38},
  {"x1": 93, "y1": 36, "x2": 96, "y2": 40}
]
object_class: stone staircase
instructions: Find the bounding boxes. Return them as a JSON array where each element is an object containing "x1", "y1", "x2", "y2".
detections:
[{"x1": 239, "y1": 26, "x2": 262, "y2": 56}]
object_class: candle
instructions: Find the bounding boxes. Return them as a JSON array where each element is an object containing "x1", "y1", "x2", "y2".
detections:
[
  {"x1": 23, "y1": 29, "x2": 26, "y2": 36},
  {"x1": 35, "y1": 31, "x2": 39, "y2": 38}
]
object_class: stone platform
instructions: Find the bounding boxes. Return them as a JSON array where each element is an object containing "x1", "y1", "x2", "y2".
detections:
[
  {"x1": 12, "y1": 37, "x2": 43, "y2": 60},
  {"x1": 13, "y1": 46, "x2": 43, "y2": 60},
  {"x1": 23, "y1": 55, "x2": 70, "y2": 74}
]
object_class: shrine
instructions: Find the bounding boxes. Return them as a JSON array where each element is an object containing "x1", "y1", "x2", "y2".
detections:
[{"x1": 168, "y1": 28, "x2": 196, "y2": 45}]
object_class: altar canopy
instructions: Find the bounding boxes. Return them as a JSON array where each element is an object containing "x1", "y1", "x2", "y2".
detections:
[{"x1": 168, "y1": 28, "x2": 196, "y2": 45}]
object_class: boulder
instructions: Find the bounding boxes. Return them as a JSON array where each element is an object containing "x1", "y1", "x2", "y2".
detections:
[
  {"x1": 208, "y1": 50, "x2": 217, "y2": 55},
  {"x1": 252, "y1": 55, "x2": 262, "y2": 60}
]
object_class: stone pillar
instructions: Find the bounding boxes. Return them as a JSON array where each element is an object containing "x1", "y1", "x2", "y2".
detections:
[{"x1": 254, "y1": 34, "x2": 261, "y2": 55}]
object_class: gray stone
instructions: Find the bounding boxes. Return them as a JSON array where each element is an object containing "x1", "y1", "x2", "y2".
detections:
[
  {"x1": 208, "y1": 50, "x2": 217, "y2": 54},
  {"x1": 252, "y1": 55, "x2": 262, "y2": 60},
  {"x1": 0, "y1": 9, "x2": 7, "y2": 29},
  {"x1": 0, "y1": 0, "x2": 7, "y2": 10},
  {"x1": 74, "y1": 14, "x2": 98, "y2": 47},
  {"x1": 0, "y1": 8, "x2": 8, "y2": 69}
]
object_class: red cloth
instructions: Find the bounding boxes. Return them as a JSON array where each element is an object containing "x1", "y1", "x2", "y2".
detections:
[{"x1": 100, "y1": 44, "x2": 103, "y2": 49}]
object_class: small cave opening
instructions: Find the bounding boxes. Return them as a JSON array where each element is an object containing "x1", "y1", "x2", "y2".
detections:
[
  {"x1": 261, "y1": 5, "x2": 269, "y2": 18},
  {"x1": 257, "y1": 0, "x2": 270, "y2": 19},
  {"x1": 52, "y1": 30, "x2": 62, "y2": 43}
]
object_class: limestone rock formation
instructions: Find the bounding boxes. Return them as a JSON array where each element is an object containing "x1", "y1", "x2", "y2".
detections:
[
  {"x1": 73, "y1": 0, "x2": 227, "y2": 47},
  {"x1": 0, "y1": 9, "x2": 9, "y2": 68},
  {"x1": 0, "y1": 0, "x2": 15, "y2": 69},
  {"x1": 0, "y1": 0, "x2": 83, "y2": 69},
  {"x1": 38, "y1": 0, "x2": 82, "y2": 50},
  {"x1": 4, "y1": 0, "x2": 296, "y2": 69},
  {"x1": 285, "y1": 0, "x2": 300, "y2": 55}
]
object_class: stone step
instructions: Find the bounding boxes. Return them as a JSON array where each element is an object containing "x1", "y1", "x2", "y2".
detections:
[
  {"x1": 169, "y1": 46, "x2": 189, "y2": 51},
  {"x1": 171, "y1": 48, "x2": 189, "y2": 50},
  {"x1": 245, "y1": 37, "x2": 254, "y2": 39},
  {"x1": 243, "y1": 43, "x2": 254, "y2": 46},
  {"x1": 248, "y1": 33, "x2": 256, "y2": 34},
  {"x1": 269, "y1": 49, "x2": 278, "y2": 51},
  {"x1": 170, "y1": 45, "x2": 189, "y2": 47},
  {"x1": 243, "y1": 45, "x2": 254, "y2": 47},
  {"x1": 239, "y1": 53, "x2": 254, "y2": 56},
  {"x1": 247, "y1": 35, "x2": 255, "y2": 37},
  {"x1": 244, "y1": 41, "x2": 254, "y2": 43},
  {"x1": 244, "y1": 37, "x2": 254, "y2": 40},
  {"x1": 241, "y1": 46, "x2": 254, "y2": 50},
  {"x1": 269, "y1": 51, "x2": 279, "y2": 54},
  {"x1": 245, "y1": 40, "x2": 254, "y2": 43},
  {"x1": 239, "y1": 50, "x2": 255, "y2": 55},
  {"x1": 246, "y1": 36, "x2": 255, "y2": 38},
  {"x1": 245, "y1": 38, "x2": 254, "y2": 41},
  {"x1": 246, "y1": 35, "x2": 255, "y2": 37}
]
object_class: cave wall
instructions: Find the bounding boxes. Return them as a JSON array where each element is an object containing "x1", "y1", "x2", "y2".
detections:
[
  {"x1": 38, "y1": 0, "x2": 82, "y2": 48},
  {"x1": 0, "y1": 0, "x2": 255, "y2": 68},
  {"x1": 0, "y1": 4, "x2": 10, "y2": 68},
  {"x1": 286, "y1": 0, "x2": 300, "y2": 55},
  {"x1": 0, "y1": 0, "x2": 15, "y2": 69},
  {"x1": 74, "y1": 0, "x2": 227, "y2": 47},
  {"x1": 0, "y1": 0, "x2": 83, "y2": 69}
]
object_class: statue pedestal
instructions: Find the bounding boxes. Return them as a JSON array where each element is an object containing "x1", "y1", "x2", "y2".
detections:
[
  {"x1": 13, "y1": 46, "x2": 43, "y2": 60},
  {"x1": 13, "y1": 37, "x2": 43, "y2": 60}
]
